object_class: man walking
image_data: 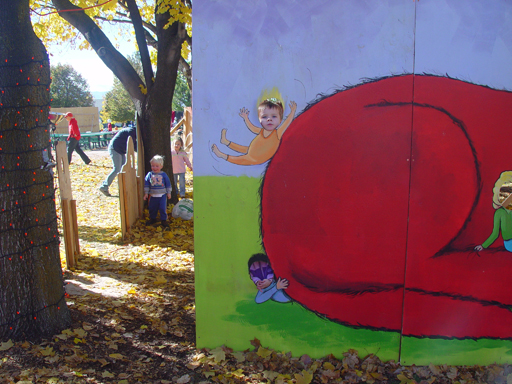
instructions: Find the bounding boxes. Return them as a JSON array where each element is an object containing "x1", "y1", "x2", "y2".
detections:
[
  {"x1": 98, "y1": 125, "x2": 137, "y2": 196},
  {"x1": 65, "y1": 112, "x2": 91, "y2": 165}
]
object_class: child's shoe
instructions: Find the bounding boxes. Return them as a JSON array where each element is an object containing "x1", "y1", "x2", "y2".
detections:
[
  {"x1": 147, "y1": 218, "x2": 158, "y2": 226},
  {"x1": 98, "y1": 187, "x2": 111, "y2": 196},
  {"x1": 161, "y1": 220, "x2": 169, "y2": 227}
]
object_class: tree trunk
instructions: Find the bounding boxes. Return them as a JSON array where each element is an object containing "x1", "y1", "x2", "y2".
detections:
[
  {"x1": 0, "y1": 0, "x2": 71, "y2": 340},
  {"x1": 139, "y1": 11, "x2": 187, "y2": 205}
]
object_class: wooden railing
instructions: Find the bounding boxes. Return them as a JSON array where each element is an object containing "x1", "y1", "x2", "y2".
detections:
[{"x1": 170, "y1": 107, "x2": 193, "y2": 152}]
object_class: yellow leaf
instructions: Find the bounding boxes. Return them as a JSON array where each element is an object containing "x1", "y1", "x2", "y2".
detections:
[
  {"x1": 257, "y1": 346, "x2": 273, "y2": 359},
  {"x1": 40, "y1": 346, "x2": 56, "y2": 356},
  {"x1": 0, "y1": 339, "x2": 13, "y2": 351},
  {"x1": 109, "y1": 353, "x2": 125, "y2": 359},
  {"x1": 102, "y1": 370, "x2": 115, "y2": 378},
  {"x1": 74, "y1": 328, "x2": 87, "y2": 338},
  {"x1": 210, "y1": 347, "x2": 225, "y2": 363},
  {"x1": 323, "y1": 361, "x2": 335, "y2": 370},
  {"x1": 232, "y1": 351, "x2": 245, "y2": 363},
  {"x1": 397, "y1": 373, "x2": 413, "y2": 384},
  {"x1": 140, "y1": 325, "x2": 148, "y2": 330},
  {"x1": 232, "y1": 369, "x2": 245, "y2": 378},
  {"x1": 295, "y1": 370, "x2": 313, "y2": 384},
  {"x1": 204, "y1": 372, "x2": 215, "y2": 378},
  {"x1": 127, "y1": 288, "x2": 137, "y2": 295},
  {"x1": 139, "y1": 84, "x2": 147, "y2": 94},
  {"x1": 263, "y1": 371, "x2": 279, "y2": 380},
  {"x1": 98, "y1": 358, "x2": 109, "y2": 367},
  {"x1": 154, "y1": 274, "x2": 167, "y2": 284}
]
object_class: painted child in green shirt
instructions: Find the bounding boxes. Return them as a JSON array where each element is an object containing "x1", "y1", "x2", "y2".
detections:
[{"x1": 475, "y1": 171, "x2": 512, "y2": 252}]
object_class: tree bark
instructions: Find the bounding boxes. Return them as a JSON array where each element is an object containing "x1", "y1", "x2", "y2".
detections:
[{"x1": 0, "y1": 0, "x2": 71, "y2": 340}]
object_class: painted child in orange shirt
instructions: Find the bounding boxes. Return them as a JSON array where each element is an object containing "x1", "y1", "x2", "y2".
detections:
[{"x1": 212, "y1": 98, "x2": 297, "y2": 166}]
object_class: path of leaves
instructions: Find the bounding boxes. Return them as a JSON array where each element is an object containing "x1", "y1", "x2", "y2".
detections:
[{"x1": 1, "y1": 150, "x2": 511, "y2": 383}]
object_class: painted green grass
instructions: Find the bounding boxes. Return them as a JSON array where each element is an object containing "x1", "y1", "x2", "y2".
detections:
[
  {"x1": 194, "y1": 175, "x2": 512, "y2": 364},
  {"x1": 401, "y1": 337, "x2": 512, "y2": 366}
]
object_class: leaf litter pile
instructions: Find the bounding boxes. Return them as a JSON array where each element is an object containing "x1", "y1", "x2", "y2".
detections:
[{"x1": 1, "y1": 150, "x2": 512, "y2": 383}]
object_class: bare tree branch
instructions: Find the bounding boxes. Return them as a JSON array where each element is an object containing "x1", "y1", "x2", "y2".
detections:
[
  {"x1": 94, "y1": 16, "x2": 132, "y2": 24},
  {"x1": 179, "y1": 56, "x2": 192, "y2": 91},
  {"x1": 144, "y1": 29, "x2": 158, "y2": 49},
  {"x1": 125, "y1": 0, "x2": 154, "y2": 89},
  {"x1": 184, "y1": 33, "x2": 192, "y2": 47}
]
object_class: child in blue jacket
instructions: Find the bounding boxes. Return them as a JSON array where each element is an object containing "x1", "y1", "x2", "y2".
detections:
[{"x1": 144, "y1": 155, "x2": 172, "y2": 226}]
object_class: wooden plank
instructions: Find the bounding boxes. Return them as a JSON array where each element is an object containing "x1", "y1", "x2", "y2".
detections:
[
  {"x1": 56, "y1": 141, "x2": 79, "y2": 269},
  {"x1": 55, "y1": 141, "x2": 73, "y2": 200},
  {"x1": 61, "y1": 199, "x2": 75, "y2": 269},
  {"x1": 71, "y1": 199, "x2": 80, "y2": 263},
  {"x1": 136, "y1": 115, "x2": 145, "y2": 218},
  {"x1": 183, "y1": 107, "x2": 193, "y2": 149},
  {"x1": 119, "y1": 172, "x2": 127, "y2": 239},
  {"x1": 170, "y1": 118, "x2": 184, "y2": 135},
  {"x1": 118, "y1": 137, "x2": 139, "y2": 238},
  {"x1": 137, "y1": 176, "x2": 144, "y2": 218}
]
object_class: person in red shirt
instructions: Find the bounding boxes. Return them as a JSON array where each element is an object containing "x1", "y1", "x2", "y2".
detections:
[{"x1": 65, "y1": 112, "x2": 91, "y2": 165}]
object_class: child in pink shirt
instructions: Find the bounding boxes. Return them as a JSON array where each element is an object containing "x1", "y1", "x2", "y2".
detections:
[{"x1": 171, "y1": 137, "x2": 193, "y2": 198}]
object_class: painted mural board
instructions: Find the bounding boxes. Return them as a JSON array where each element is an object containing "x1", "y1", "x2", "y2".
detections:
[{"x1": 194, "y1": 0, "x2": 512, "y2": 365}]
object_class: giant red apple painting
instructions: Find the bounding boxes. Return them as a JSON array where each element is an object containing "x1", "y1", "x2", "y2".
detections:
[{"x1": 261, "y1": 74, "x2": 512, "y2": 339}]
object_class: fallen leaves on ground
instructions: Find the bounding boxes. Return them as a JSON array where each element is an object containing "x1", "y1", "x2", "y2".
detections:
[{"x1": 1, "y1": 150, "x2": 511, "y2": 383}]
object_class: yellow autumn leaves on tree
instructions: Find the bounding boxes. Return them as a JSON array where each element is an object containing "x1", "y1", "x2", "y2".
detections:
[{"x1": 30, "y1": 0, "x2": 192, "y2": 60}]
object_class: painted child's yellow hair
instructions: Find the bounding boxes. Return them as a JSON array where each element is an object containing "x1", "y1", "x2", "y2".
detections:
[{"x1": 492, "y1": 171, "x2": 512, "y2": 209}]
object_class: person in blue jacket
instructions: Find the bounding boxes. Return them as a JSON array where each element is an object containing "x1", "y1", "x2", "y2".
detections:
[
  {"x1": 144, "y1": 155, "x2": 172, "y2": 227},
  {"x1": 98, "y1": 125, "x2": 137, "y2": 196}
]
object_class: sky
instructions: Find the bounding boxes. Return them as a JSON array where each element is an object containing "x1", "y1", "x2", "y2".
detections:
[{"x1": 47, "y1": 26, "x2": 136, "y2": 95}]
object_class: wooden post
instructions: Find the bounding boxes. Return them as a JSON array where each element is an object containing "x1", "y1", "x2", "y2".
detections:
[
  {"x1": 71, "y1": 199, "x2": 80, "y2": 264},
  {"x1": 119, "y1": 137, "x2": 139, "y2": 239},
  {"x1": 183, "y1": 107, "x2": 193, "y2": 151},
  {"x1": 136, "y1": 115, "x2": 144, "y2": 218},
  {"x1": 169, "y1": 108, "x2": 193, "y2": 161},
  {"x1": 55, "y1": 141, "x2": 79, "y2": 269}
]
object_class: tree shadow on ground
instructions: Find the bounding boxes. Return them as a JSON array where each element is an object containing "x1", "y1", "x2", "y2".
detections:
[{"x1": 75, "y1": 225, "x2": 122, "y2": 244}]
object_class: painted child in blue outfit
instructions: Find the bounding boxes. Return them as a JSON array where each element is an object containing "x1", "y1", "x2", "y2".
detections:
[
  {"x1": 248, "y1": 253, "x2": 291, "y2": 304},
  {"x1": 144, "y1": 155, "x2": 172, "y2": 227}
]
